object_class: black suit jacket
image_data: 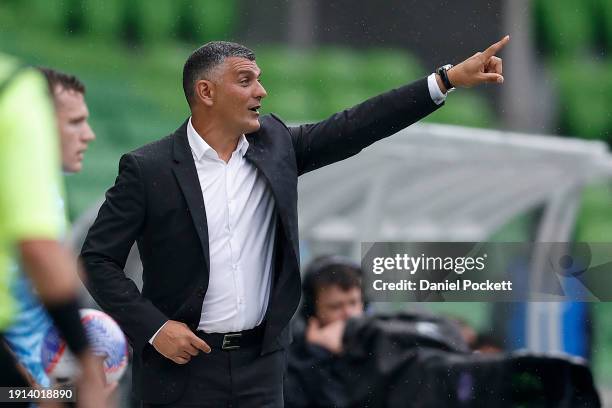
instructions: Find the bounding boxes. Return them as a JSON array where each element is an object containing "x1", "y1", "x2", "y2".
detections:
[{"x1": 80, "y1": 77, "x2": 441, "y2": 403}]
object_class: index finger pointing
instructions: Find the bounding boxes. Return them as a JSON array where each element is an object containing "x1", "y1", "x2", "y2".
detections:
[{"x1": 483, "y1": 35, "x2": 510, "y2": 58}]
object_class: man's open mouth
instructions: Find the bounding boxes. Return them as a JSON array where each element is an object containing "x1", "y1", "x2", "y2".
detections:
[{"x1": 249, "y1": 105, "x2": 261, "y2": 113}]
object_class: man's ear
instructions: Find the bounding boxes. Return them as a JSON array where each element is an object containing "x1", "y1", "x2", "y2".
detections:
[{"x1": 195, "y1": 79, "x2": 214, "y2": 107}]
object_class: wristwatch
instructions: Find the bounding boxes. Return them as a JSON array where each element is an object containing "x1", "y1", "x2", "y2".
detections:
[{"x1": 436, "y1": 64, "x2": 455, "y2": 92}]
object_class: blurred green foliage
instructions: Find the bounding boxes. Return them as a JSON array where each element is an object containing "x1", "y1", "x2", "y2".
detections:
[
  {"x1": 534, "y1": 0, "x2": 612, "y2": 142},
  {"x1": 554, "y1": 60, "x2": 612, "y2": 141},
  {"x1": 3, "y1": 0, "x2": 237, "y2": 45},
  {"x1": 0, "y1": 1, "x2": 495, "y2": 219},
  {"x1": 534, "y1": 0, "x2": 597, "y2": 56},
  {"x1": 533, "y1": 0, "x2": 612, "y2": 54}
]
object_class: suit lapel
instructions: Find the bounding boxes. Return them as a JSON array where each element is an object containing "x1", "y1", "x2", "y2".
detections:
[
  {"x1": 245, "y1": 128, "x2": 299, "y2": 261},
  {"x1": 169, "y1": 118, "x2": 297, "y2": 278},
  {"x1": 171, "y1": 120, "x2": 210, "y2": 273}
]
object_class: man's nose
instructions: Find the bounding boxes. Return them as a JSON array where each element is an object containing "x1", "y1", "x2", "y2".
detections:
[
  {"x1": 82, "y1": 123, "x2": 96, "y2": 142},
  {"x1": 255, "y1": 81, "x2": 267, "y2": 99}
]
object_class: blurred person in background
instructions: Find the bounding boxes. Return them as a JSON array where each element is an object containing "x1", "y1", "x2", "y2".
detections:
[
  {"x1": 0, "y1": 57, "x2": 106, "y2": 406},
  {"x1": 285, "y1": 255, "x2": 471, "y2": 408},
  {"x1": 3, "y1": 67, "x2": 96, "y2": 389},
  {"x1": 285, "y1": 257, "x2": 596, "y2": 407},
  {"x1": 81, "y1": 36, "x2": 508, "y2": 407},
  {"x1": 285, "y1": 255, "x2": 365, "y2": 408}
]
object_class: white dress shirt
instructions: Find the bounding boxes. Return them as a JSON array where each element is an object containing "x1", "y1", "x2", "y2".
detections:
[
  {"x1": 187, "y1": 119, "x2": 277, "y2": 333},
  {"x1": 150, "y1": 75, "x2": 447, "y2": 342}
]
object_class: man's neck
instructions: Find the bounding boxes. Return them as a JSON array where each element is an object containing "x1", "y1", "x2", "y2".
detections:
[{"x1": 191, "y1": 115, "x2": 241, "y2": 163}]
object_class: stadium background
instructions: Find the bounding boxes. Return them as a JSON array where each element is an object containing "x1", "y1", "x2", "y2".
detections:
[{"x1": 1, "y1": 0, "x2": 611, "y2": 397}]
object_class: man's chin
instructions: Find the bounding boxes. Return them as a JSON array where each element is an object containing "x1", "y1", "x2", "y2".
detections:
[
  {"x1": 246, "y1": 119, "x2": 261, "y2": 133},
  {"x1": 62, "y1": 161, "x2": 82, "y2": 174}
]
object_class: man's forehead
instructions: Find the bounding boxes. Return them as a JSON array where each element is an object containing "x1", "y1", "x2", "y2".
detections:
[
  {"x1": 54, "y1": 88, "x2": 88, "y2": 114},
  {"x1": 54, "y1": 87, "x2": 85, "y2": 103},
  {"x1": 318, "y1": 285, "x2": 361, "y2": 298},
  {"x1": 224, "y1": 57, "x2": 260, "y2": 75}
]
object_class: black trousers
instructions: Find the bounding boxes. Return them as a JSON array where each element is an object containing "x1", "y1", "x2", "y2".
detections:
[{"x1": 144, "y1": 345, "x2": 286, "y2": 408}]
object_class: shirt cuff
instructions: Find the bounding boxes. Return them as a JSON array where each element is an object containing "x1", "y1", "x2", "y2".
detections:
[
  {"x1": 148, "y1": 321, "x2": 168, "y2": 345},
  {"x1": 427, "y1": 73, "x2": 447, "y2": 105}
]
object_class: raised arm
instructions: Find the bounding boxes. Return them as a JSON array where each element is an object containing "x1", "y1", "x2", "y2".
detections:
[
  {"x1": 289, "y1": 77, "x2": 439, "y2": 176},
  {"x1": 289, "y1": 35, "x2": 509, "y2": 176}
]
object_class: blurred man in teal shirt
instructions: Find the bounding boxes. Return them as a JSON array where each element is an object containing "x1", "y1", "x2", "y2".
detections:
[{"x1": 4, "y1": 67, "x2": 96, "y2": 387}]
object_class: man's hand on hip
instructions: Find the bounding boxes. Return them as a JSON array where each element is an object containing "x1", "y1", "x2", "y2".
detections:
[
  {"x1": 152, "y1": 320, "x2": 211, "y2": 364},
  {"x1": 445, "y1": 35, "x2": 510, "y2": 89}
]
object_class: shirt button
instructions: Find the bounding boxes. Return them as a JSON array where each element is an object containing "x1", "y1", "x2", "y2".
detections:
[{"x1": 232, "y1": 264, "x2": 238, "y2": 270}]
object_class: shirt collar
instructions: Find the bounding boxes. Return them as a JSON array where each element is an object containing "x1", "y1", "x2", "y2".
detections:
[
  {"x1": 236, "y1": 134, "x2": 249, "y2": 157},
  {"x1": 187, "y1": 118, "x2": 249, "y2": 161}
]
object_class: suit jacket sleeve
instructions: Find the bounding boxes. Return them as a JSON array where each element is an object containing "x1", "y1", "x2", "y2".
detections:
[
  {"x1": 80, "y1": 153, "x2": 167, "y2": 355},
  {"x1": 288, "y1": 77, "x2": 441, "y2": 175}
]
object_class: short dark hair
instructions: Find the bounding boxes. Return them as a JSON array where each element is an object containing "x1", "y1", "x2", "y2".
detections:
[
  {"x1": 182, "y1": 41, "x2": 256, "y2": 106},
  {"x1": 37, "y1": 67, "x2": 85, "y2": 96},
  {"x1": 301, "y1": 255, "x2": 363, "y2": 320}
]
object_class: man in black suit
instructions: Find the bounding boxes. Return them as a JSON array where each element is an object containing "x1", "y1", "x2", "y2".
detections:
[{"x1": 81, "y1": 37, "x2": 508, "y2": 407}]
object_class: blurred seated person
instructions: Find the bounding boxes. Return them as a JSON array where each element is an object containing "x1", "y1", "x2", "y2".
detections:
[
  {"x1": 284, "y1": 255, "x2": 364, "y2": 408},
  {"x1": 285, "y1": 256, "x2": 467, "y2": 407},
  {"x1": 285, "y1": 257, "x2": 599, "y2": 407}
]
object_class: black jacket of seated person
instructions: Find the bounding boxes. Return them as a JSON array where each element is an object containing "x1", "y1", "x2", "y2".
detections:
[
  {"x1": 284, "y1": 318, "x2": 347, "y2": 408},
  {"x1": 284, "y1": 311, "x2": 469, "y2": 408}
]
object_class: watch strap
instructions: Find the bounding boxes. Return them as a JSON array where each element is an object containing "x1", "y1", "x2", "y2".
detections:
[{"x1": 437, "y1": 64, "x2": 455, "y2": 90}]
